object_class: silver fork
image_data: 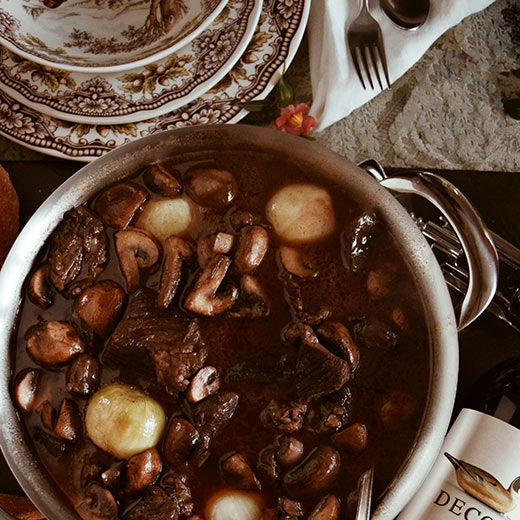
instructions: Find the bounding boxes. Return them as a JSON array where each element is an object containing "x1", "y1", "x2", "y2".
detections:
[{"x1": 347, "y1": 0, "x2": 391, "y2": 90}]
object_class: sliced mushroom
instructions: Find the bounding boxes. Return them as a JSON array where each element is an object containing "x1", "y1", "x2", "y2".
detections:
[
  {"x1": 197, "y1": 232, "x2": 235, "y2": 268},
  {"x1": 282, "y1": 445, "x2": 340, "y2": 498},
  {"x1": 94, "y1": 182, "x2": 148, "y2": 229},
  {"x1": 54, "y1": 398, "x2": 83, "y2": 442},
  {"x1": 36, "y1": 400, "x2": 56, "y2": 431},
  {"x1": 228, "y1": 275, "x2": 270, "y2": 318},
  {"x1": 221, "y1": 453, "x2": 261, "y2": 491},
  {"x1": 66, "y1": 354, "x2": 101, "y2": 397},
  {"x1": 257, "y1": 446, "x2": 278, "y2": 481},
  {"x1": 122, "y1": 486, "x2": 178, "y2": 520},
  {"x1": 73, "y1": 280, "x2": 126, "y2": 337},
  {"x1": 163, "y1": 417, "x2": 200, "y2": 465},
  {"x1": 28, "y1": 264, "x2": 54, "y2": 308},
  {"x1": 279, "y1": 497, "x2": 303, "y2": 517},
  {"x1": 76, "y1": 482, "x2": 118, "y2": 520},
  {"x1": 13, "y1": 368, "x2": 41, "y2": 412},
  {"x1": 184, "y1": 254, "x2": 238, "y2": 316},
  {"x1": 100, "y1": 462, "x2": 125, "y2": 489},
  {"x1": 143, "y1": 163, "x2": 182, "y2": 197},
  {"x1": 81, "y1": 456, "x2": 104, "y2": 487},
  {"x1": 187, "y1": 366, "x2": 220, "y2": 403},
  {"x1": 33, "y1": 426, "x2": 66, "y2": 458},
  {"x1": 391, "y1": 307, "x2": 410, "y2": 331},
  {"x1": 316, "y1": 321, "x2": 359, "y2": 371},
  {"x1": 125, "y1": 448, "x2": 162, "y2": 496},
  {"x1": 279, "y1": 247, "x2": 318, "y2": 278},
  {"x1": 276, "y1": 435, "x2": 304, "y2": 468},
  {"x1": 184, "y1": 168, "x2": 238, "y2": 208},
  {"x1": 115, "y1": 228, "x2": 160, "y2": 293},
  {"x1": 331, "y1": 422, "x2": 367, "y2": 453},
  {"x1": 234, "y1": 226, "x2": 269, "y2": 274},
  {"x1": 308, "y1": 494, "x2": 341, "y2": 520},
  {"x1": 157, "y1": 236, "x2": 193, "y2": 309},
  {"x1": 63, "y1": 279, "x2": 93, "y2": 300},
  {"x1": 229, "y1": 209, "x2": 254, "y2": 232},
  {"x1": 342, "y1": 211, "x2": 378, "y2": 273},
  {"x1": 379, "y1": 390, "x2": 416, "y2": 430},
  {"x1": 366, "y1": 263, "x2": 398, "y2": 300},
  {"x1": 25, "y1": 321, "x2": 84, "y2": 368}
]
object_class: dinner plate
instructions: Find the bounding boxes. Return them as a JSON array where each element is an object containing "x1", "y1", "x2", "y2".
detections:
[
  {"x1": 0, "y1": 0, "x2": 230, "y2": 73},
  {"x1": 0, "y1": 0, "x2": 310, "y2": 161},
  {"x1": 0, "y1": 0, "x2": 262, "y2": 125}
]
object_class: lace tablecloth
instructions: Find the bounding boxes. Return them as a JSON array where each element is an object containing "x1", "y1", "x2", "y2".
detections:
[{"x1": 0, "y1": 0, "x2": 518, "y2": 171}]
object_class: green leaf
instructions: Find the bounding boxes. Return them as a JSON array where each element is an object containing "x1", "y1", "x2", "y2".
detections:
[
  {"x1": 238, "y1": 100, "x2": 274, "y2": 112},
  {"x1": 503, "y1": 98, "x2": 520, "y2": 119},
  {"x1": 276, "y1": 75, "x2": 294, "y2": 108}
]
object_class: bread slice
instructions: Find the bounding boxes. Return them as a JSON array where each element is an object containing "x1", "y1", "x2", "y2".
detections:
[{"x1": 0, "y1": 165, "x2": 19, "y2": 267}]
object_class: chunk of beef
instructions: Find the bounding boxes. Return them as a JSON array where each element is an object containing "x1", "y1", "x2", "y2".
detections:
[
  {"x1": 260, "y1": 401, "x2": 307, "y2": 433},
  {"x1": 103, "y1": 290, "x2": 206, "y2": 394},
  {"x1": 220, "y1": 453, "x2": 261, "y2": 490},
  {"x1": 352, "y1": 317, "x2": 397, "y2": 351},
  {"x1": 160, "y1": 472, "x2": 193, "y2": 517},
  {"x1": 191, "y1": 392, "x2": 239, "y2": 467},
  {"x1": 279, "y1": 273, "x2": 330, "y2": 327},
  {"x1": 122, "y1": 486, "x2": 179, "y2": 520},
  {"x1": 304, "y1": 387, "x2": 351, "y2": 434},
  {"x1": 48, "y1": 206, "x2": 108, "y2": 292},
  {"x1": 283, "y1": 323, "x2": 352, "y2": 402},
  {"x1": 296, "y1": 342, "x2": 351, "y2": 402}
]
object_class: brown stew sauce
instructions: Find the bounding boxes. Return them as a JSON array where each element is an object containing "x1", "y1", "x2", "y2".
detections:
[{"x1": 11, "y1": 150, "x2": 429, "y2": 520}]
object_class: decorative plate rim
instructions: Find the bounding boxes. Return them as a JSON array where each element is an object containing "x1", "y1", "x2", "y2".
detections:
[
  {"x1": 0, "y1": 0, "x2": 311, "y2": 162},
  {"x1": 0, "y1": 0, "x2": 230, "y2": 74},
  {"x1": 0, "y1": 0, "x2": 262, "y2": 125}
]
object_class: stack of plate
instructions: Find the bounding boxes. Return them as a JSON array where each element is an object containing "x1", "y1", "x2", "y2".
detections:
[{"x1": 0, "y1": 0, "x2": 310, "y2": 161}]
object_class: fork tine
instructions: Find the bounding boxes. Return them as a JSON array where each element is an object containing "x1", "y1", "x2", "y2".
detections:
[
  {"x1": 350, "y1": 45, "x2": 366, "y2": 90},
  {"x1": 362, "y1": 46, "x2": 374, "y2": 90},
  {"x1": 376, "y1": 39, "x2": 391, "y2": 88},
  {"x1": 368, "y1": 44, "x2": 383, "y2": 90}
]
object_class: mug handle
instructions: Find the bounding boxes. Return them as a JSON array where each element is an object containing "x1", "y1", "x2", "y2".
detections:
[{"x1": 358, "y1": 159, "x2": 499, "y2": 331}]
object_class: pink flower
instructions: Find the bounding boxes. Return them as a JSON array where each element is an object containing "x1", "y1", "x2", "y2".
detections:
[{"x1": 275, "y1": 103, "x2": 315, "y2": 136}]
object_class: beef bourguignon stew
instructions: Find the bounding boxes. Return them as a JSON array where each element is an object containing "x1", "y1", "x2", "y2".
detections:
[{"x1": 11, "y1": 150, "x2": 429, "y2": 520}]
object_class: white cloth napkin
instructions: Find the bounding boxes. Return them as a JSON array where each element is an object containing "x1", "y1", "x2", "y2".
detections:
[{"x1": 308, "y1": 0, "x2": 495, "y2": 131}]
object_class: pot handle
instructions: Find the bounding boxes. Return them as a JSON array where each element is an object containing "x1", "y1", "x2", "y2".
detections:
[
  {"x1": 0, "y1": 508, "x2": 18, "y2": 520},
  {"x1": 358, "y1": 160, "x2": 499, "y2": 331}
]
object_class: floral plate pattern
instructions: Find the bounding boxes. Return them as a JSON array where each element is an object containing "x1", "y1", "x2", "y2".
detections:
[
  {"x1": 0, "y1": 0, "x2": 310, "y2": 161},
  {"x1": 0, "y1": 0, "x2": 262, "y2": 125},
  {"x1": 0, "y1": 0, "x2": 229, "y2": 73}
]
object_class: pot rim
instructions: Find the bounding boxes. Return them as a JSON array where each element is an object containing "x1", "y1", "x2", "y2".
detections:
[{"x1": 0, "y1": 125, "x2": 458, "y2": 520}]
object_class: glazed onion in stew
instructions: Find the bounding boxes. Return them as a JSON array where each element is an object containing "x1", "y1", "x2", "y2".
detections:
[{"x1": 11, "y1": 151, "x2": 429, "y2": 520}]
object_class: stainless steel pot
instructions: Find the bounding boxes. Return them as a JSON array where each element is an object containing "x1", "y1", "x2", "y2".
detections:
[{"x1": 0, "y1": 125, "x2": 498, "y2": 520}]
